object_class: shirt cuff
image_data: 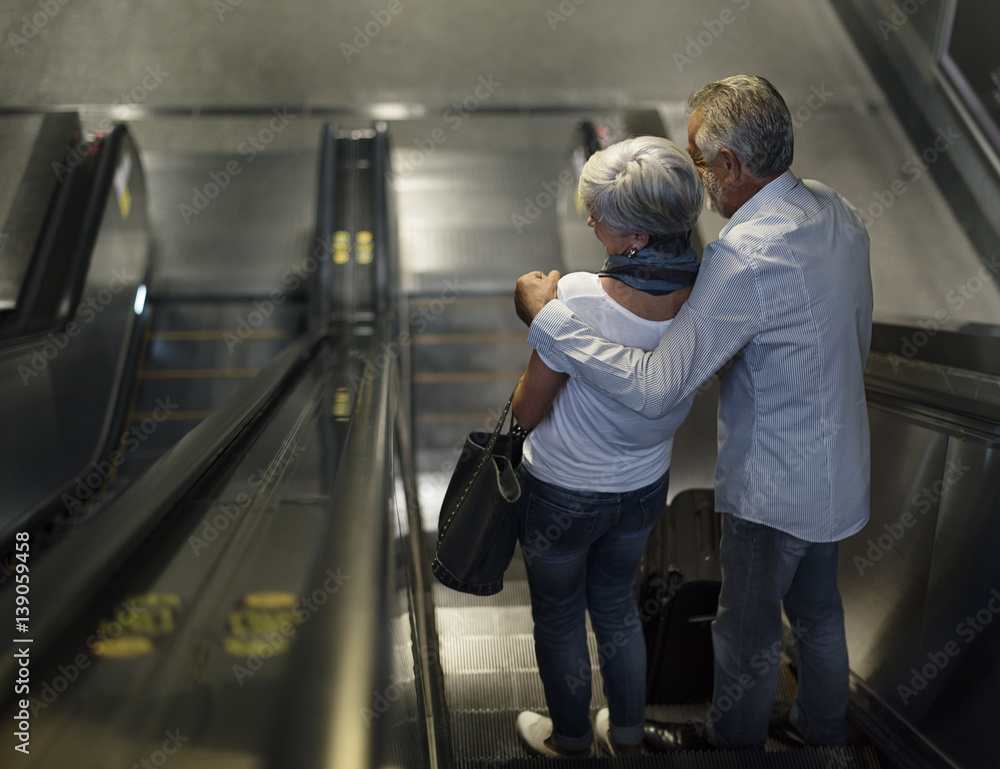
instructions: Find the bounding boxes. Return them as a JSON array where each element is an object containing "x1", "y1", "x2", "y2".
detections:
[{"x1": 527, "y1": 300, "x2": 576, "y2": 365}]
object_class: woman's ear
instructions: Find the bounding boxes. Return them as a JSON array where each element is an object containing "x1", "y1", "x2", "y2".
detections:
[{"x1": 634, "y1": 233, "x2": 650, "y2": 251}]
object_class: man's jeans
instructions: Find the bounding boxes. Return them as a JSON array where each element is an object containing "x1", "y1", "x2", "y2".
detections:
[
  {"x1": 708, "y1": 514, "x2": 850, "y2": 748},
  {"x1": 517, "y1": 466, "x2": 669, "y2": 750}
]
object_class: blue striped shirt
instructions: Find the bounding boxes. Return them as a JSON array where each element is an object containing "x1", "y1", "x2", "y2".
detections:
[{"x1": 528, "y1": 171, "x2": 873, "y2": 542}]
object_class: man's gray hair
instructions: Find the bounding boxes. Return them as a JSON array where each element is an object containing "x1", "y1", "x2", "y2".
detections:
[
  {"x1": 687, "y1": 74, "x2": 794, "y2": 179},
  {"x1": 578, "y1": 136, "x2": 703, "y2": 246}
]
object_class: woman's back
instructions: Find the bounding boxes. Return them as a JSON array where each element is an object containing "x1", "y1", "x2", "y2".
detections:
[{"x1": 522, "y1": 272, "x2": 697, "y2": 493}]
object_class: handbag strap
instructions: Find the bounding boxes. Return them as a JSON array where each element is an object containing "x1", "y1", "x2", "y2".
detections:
[
  {"x1": 487, "y1": 388, "x2": 515, "y2": 456},
  {"x1": 437, "y1": 388, "x2": 520, "y2": 544}
]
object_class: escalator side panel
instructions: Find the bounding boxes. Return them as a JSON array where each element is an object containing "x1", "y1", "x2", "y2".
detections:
[{"x1": 0, "y1": 129, "x2": 149, "y2": 540}]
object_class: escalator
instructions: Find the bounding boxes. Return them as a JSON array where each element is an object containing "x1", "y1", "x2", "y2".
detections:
[
  {"x1": 1, "y1": 107, "x2": 998, "y2": 769},
  {"x1": 0, "y1": 123, "x2": 422, "y2": 768}
]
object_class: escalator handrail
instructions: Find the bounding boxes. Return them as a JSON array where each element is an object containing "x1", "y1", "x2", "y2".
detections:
[
  {"x1": 0, "y1": 124, "x2": 127, "y2": 349},
  {"x1": 871, "y1": 316, "x2": 1000, "y2": 378},
  {"x1": 0, "y1": 326, "x2": 327, "y2": 686},
  {"x1": 271, "y1": 321, "x2": 396, "y2": 769}
]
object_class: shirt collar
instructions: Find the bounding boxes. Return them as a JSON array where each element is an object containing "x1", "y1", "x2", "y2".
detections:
[{"x1": 721, "y1": 170, "x2": 799, "y2": 235}]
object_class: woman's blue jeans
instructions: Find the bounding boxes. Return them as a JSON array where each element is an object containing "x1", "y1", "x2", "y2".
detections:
[
  {"x1": 516, "y1": 466, "x2": 669, "y2": 750},
  {"x1": 708, "y1": 514, "x2": 850, "y2": 748}
]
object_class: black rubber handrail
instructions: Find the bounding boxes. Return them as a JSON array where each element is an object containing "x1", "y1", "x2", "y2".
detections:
[
  {"x1": 310, "y1": 122, "x2": 337, "y2": 329},
  {"x1": 871, "y1": 316, "x2": 1000, "y2": 379},
  {"x1": 0, "y1": 125, "x2": 127, "y2": 348},
  {"x1": 0, "y1": 327, "x2": 326, "y2": 687},
  {"x1": 270, "y1": 322, "x2": 396, "y2": 769}
]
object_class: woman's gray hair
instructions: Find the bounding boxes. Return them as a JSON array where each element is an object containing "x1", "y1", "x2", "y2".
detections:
[
  {"x1": 578, "y1": 136, "x2": 704, "y2": 248},
  {"x1": 687, "y1": 74, "x2": 794, "y2": 179}
]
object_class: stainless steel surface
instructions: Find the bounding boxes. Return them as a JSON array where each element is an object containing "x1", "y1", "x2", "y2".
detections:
[
  {"x1": 0, "y1": 127, "x2": 148, "y2": 529},
  {"x1": 914, "y1": 436, "x2": 1000, "y2": 768},
  {"x1": 0, "y1": 328, "x2": 324, "y2": 690},
  {"x1": 839, "y1": 407, "x2": 949, "y2": 686},
  {"x1": 142, "y1": 149, "x2": 318, "y2": 299},
  {"x1": 839, "y1": 398, "x2": 1000, "y2": 769}
]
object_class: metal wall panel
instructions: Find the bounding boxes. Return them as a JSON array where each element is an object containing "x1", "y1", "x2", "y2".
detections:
[{"x1": 838, "y1": 406, "x2": 948, "y2": 689}]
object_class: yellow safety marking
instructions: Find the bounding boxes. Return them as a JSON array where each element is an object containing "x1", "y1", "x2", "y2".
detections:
[
  {"x1": 93, "y1": 636, "x2": 154, "y2": 659},
  {"x1": 117, "y1": 186, "x2": 132, "y2": 220},
  {"x1": 333, "y1": 387, "x2": 353, "y2": 420},
  {"x1": 413, "y1": 332, "x2": 527, "y2": 344},
  {"x1": 356, "y1": 230, "x2": 374, "y2": 265},
  {"x1": 90, "y1": 594, "x2": 182, "y2": 659},
  {"x1": 138, "y1": 368, "x2": 259, "y2": 379},
  {"x1": 413, "y1": 371, "x2": 523, "y2": 383},
  {"x1": 224, "y1": 604, "x2": 304, "y2": 658},
  {"x1": 333, "y1": 230, "x2": 351, "y2": 264},
  {"x1": 149, "y1": 329, "x2": 291, "y2": 340},
  {"x1": 242, "y1": 592, "x2": 300, "y2": 610}
]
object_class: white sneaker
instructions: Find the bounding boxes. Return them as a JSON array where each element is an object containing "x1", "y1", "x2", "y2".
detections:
[
  {"x1": 595, "y1": 708, "x2": 614, "y2": 755},
  {"x1": 516, "y1": 711, "x2": 594, "y2": 758}
]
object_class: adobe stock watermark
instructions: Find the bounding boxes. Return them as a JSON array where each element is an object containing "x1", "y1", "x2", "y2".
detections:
[
  {"x1": 340, "y1": 0, "x2": 405, "y2": 63},
  {"x1": 393, "y1": 74, "x2": 502, "y2": 178},
  {"x1": 855, "y1": 126, "x2": 961, "y2": 230},
  {"x1": 790, "y1": 84, "x2": 833, "y2": 129},
  {"x1": 877, "y1": 0, "x2": 930, "y2": 40},
  {"x1": 53, "y1": 65, "x2": 170, "y2": 182},
  {"x1": 18, "y1": 267, "x2": 138, "y2": 386},
  {"x1": 896, "y1": 586, "x2": 1000, "y2": 706},
  {"x1": 214, "y1": 0, "x2": 245, "y2": 21},
  {"x1": 883, "y1": 254, "x2": 1000, "y2": 371},
  {"x1": 7, "y1": 0, "x2": 73, "y2": 53},
  {"x1": 61, "y1": 397, "x2": 180, "y2": 514},
  {"x1": 511, "y1": 169, "x2": 575, "y2": 234},
  {"x1": 348, "y1": 278, "x2": 467, "y2": 388},
  {"x1": 128, "y1": 729, "x2": 189, "y2": 769},
  {"x1": 178, "y1": 108, "x2": 296, "y2": 224},
  {"x1": 231, "y1": 568, "x2": 350, "y2": 685},
  {"x1": 188, "y1": 445, "x2": 306, "y2": 556},
  {"x1": 852, "y1": 457, "x2": 971, "y2": 576},
  {"x1": 673, "y1": 0, "x2": 752, "y2": 73},
  {"x1": 28, "y1": 596, "x2": 150, "y2": 717},
  {"x1": 544, "y1": 0, "x2": 589, "y2": 30},
  {"x1": 688, "y1": 619, "x2": 810, "y2": 737}
]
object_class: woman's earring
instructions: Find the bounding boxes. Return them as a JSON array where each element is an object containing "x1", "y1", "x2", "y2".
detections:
[{"x1": 627, "y1": 247, "x2": 638, "y2": 258}]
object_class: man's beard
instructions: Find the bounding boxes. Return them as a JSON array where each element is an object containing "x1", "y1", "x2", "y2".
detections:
[{"x1": 702, "y1": 165, "x2": 726, "y2": 216}]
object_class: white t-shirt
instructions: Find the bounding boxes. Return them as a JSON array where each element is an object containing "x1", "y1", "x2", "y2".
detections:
[{"x1": 523, "y1": 272, "x2": 696, "y2": 492}]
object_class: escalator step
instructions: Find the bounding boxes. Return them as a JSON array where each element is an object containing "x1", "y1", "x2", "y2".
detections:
[{"x1": 463, "y1": 744, "x2": 880, "y2": 768}]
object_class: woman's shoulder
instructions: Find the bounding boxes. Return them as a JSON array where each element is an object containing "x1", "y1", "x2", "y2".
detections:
[{"x1": 557, "y1": 271, "x2": 602, "y2": 301}]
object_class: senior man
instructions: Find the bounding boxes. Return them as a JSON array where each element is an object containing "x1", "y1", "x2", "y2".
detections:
[{"x1": 514, "y1": 75, "x2": 872, "y2": 750}]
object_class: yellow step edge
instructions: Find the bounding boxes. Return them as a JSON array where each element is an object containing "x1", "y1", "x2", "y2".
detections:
[
  {"x1": 413, "y1": 371, "x2": 522, "y2": 383},
  {"x1": 149, "y1": 329, "x2": 292, "y2": 340},
  {"x1": 138, "y1": 368, "x2": 259, "y2": 379},
  {"x1": 131, "y1": 410, "x2": 215, "y2": 421},
  {"x1": 413, "y1": 332, "x2": 527, "y2": 344}
]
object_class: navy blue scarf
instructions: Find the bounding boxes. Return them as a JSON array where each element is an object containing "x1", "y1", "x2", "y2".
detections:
[{"x1": 597, "y1": 245, "x2": 700, "y2": 296}]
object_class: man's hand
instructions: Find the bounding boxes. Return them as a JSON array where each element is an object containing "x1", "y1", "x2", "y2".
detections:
[{"x1": 515, "y1": 270, "x2": 561, "y2": 326}]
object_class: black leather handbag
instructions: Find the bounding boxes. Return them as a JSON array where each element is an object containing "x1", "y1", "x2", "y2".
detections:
[{"x1": 432, "y1": 391, "x2": 525, "y2": 596}]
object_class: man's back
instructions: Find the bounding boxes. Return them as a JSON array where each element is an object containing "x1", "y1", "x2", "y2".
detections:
[{"x1": 694, "y1": 171, "x2": 872, "y2": 540}]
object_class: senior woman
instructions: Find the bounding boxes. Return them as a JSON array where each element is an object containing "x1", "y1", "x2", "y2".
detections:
[{"x1": 512, "y1": 135, "x2": 703, "y2": 758}]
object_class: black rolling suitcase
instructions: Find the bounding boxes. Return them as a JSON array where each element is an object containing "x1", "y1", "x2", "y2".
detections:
[{"x1": 639, "y1": 488, "x2": 723, "y2": 704}]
